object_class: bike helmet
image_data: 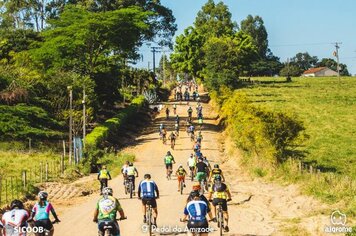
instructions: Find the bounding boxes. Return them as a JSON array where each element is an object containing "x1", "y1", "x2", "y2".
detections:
[
  {"x1": 144, "y1": 174, "x2": 151, "y2": 179},
  {"x1": 129, "y1": 162, "x2": 133, "y2": 166},
  {"x1": 190, "y1": 154, "x2": 193, "y2": 157},
  {"x1": 102, "y1": 165, "x2": 107, "y2": 169},
  {"x1": 214, "y1": 175, "x2": 222, "y2": 182},
  {"x1": 214, "y1": 164, "x2": 219, "y2": 168},
  {"x1": 179, "y1": 164, "x2": 183, "y2": 167},
  {"x1": 189, "y1": 191, "x2": 200, "y2": 199},
  {"x1": 102, "y1": 187, "x2": 113, "y2": 196},
  {"x1": 192, "y1": 183, "x2": 201, "y2": 191},
  {"x1": 38, "y1": 191, "x2": 48, "y2": 200},
  {"x1": 167, "y1": 151, "x2": 171, "y2": 155},
  {"x1": 10, "y1": 199, "x2": 24, "y2": 210}
]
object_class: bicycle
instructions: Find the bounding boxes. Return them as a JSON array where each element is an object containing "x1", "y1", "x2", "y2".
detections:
[
  {"x1": 190, "y1": 133, "x2": 195, "y2": 142},
  {"x1": 170, "y1": 138, "x2": 176, "y2": 149},
  {"x1": 125, "y1": 176, "x2": 134, "y2": 199},
  {"x1": 178, "y1": 176, "x2": 184, "y2": 195},
  {"x1": 189, "y1": 167, "x2": 195, "y2": 181},
  {"x1": 199, "y1": 178, "x2": 207, "y2": 195},
  {"x1": 162, "y1": 134, "x2": 167, "y2": 144},
  {"x1": 167, "y1": 167, "x2": 173, "y2": 180},
  {"x1": 145, "y1": 200, "x2": 155, "y2": 236},
  {"x1": 210, "y1": 199, "x2": 231, "y2": 235}
]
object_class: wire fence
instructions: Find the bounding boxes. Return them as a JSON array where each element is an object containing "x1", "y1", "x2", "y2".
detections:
[{"x1": 0, "y1": 156, "x2": 65, "y2": 207}]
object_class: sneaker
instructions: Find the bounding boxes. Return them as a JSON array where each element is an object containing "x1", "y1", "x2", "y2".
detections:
[{"x1": 224, "y1": 226, "x2": 229, "y2": 232}]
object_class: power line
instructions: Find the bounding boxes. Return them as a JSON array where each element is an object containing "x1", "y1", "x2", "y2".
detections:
[{"x1": 269, "y1": 42, "x2": 332, "y2": 47}]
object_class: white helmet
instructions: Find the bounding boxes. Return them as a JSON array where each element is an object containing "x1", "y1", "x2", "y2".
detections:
[{"x1": 102, "y1": 187, "x2": 113, "y2": 196}]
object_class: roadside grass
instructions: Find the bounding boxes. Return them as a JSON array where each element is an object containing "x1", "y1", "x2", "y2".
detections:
[{"x1": 237, "y1": 76, "x2": 356, "y2": 215}]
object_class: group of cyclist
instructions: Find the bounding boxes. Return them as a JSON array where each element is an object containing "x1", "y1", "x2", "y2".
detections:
[
  {"x1": 174, "y1": 81, "x2": 199, "y2": 102},
  {"x1": 0, "y1": 191, "x2": 60, "y2": 236}
]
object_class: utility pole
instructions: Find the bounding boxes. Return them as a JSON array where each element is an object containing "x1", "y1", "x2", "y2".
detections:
[
  {"x1": 67, "y1": 86, "x2": 73, "y2": 165},
  {"x1": 151, "y1": 46, "x2": 161, "y2": 74},
  {"x1": 333, "y1": 42, "x2": 342, "y2": 83},
  {"x1": 82, "y1": 85, "x2": 86, "y2": 149}
]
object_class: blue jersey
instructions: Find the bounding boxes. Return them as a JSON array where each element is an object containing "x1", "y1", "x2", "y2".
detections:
[
  {"x1": 184, "y1": 200, "x2": 208, "y2": 222},
  {"x1": 138, "y1": 180, "x2": 158, "y2": 199}
]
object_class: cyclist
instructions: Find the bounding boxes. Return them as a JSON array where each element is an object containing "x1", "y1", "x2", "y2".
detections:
[
  {"x1": 138, "y1": 174, "x2": 159, "y2": 226},
  {"x1": 164, "y1": 151, "x2": 176, "y2": 178},
  {"x1": 29, "y1": 191, "x2": 60, "y2": 236},
  {"x1": 208, "y1": 164, "x2": 225, "y2": 183},
  {"x1": 121, "y1": 160, "x2": 129, "y2": 185},
  {"x1": 182, "y1": 191, "x2": 215, "y2": 236},
  {"x1": 195, "y1": 158, "x2": 208, "y2": 190},
  {"x1": 208, "y1": 176, "x2": 232, "y2": 232},
  {"x1": 175, "y1": 114, "x2": 180, "y2": 124},
  {"x1": 196, "y1": 131, "x2": 203, "y2": 144},
  {"x1": 125, "y1": 162, "x2": 139, "y2": 195},
  {"x1": 169, "y1": 132, "x2": 177, "y2": 149},
  {"x1": 1, "y1": 199, "x2": 29, "y2": 235},
  {"x1": 165, "y1": 107, "x2": 170, "y2": 119},
  {"x1": 192, "y1": 90, "x2": 197, "y2": 101},
  {"x1": 186, "y1": 184, "x2": 210, "y2": 208},
  {"x1": 173, "y1": 104, "x2": 177, "y2": 114},
  {"x1": 187, "y1": 106, "x2": 193, "y2": 118},
  {"x1": 193, "y1": 141, "x2": 201, "y2": 153},
  {"x1": 185, "y1": 119, "x2": 191, "y2": 134},
  {"x1": 189, "y1": 124, "x2": 195, "y2": 141},
  {"x1": 202, "y1": 156, "x2": 211, "y2": 176},
  {"x1": 161, "y1": 127, "x2": 167, "y2": 143},
  {"x1": 187, "y1": 154, "x2": 196, "y2": 176},
  {"x1": 175, "y1": 164, "x2": 187, "y2": 191},
  {"x1": 174, "y1": 122, "x2": 180, "y2": 136},
  {"x1": 98, "y1": 165, "x2": 112, "y2": 193},
  {"x1": 93, "y1": 187, "x2": 126, "y2": 236}
]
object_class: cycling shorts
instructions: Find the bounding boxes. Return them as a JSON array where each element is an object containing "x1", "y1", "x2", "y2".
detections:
[
  {"x1": 187, "y1": 220, "x2": 209, "y2": 232},
  {"x1": 142, "y1": 198, "x2": 157, "y2": 208},
  {"x1": 98, "y1": 219, "x2": 120, "y2": 236},
  {"x1": 212, "y1": 198, "x2": 228, "y2": 211},
  {"x1": 177, "y1": 175, "x2": 185, "y2": 182},
  {"x1": 189, "y1": 166, "x2": 195, "y2": 171},
  {"x1": 35, "y1": 219, "x2": 53, "y2": 231},
  {"x1": 196, "y1": 172, "x2": 206, "y2": 181},
  {"x1": 165, "y1": 164, "x2": 173, "y2": 169}
]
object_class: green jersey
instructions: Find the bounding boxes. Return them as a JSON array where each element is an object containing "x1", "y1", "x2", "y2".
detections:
[
  {"x1": 97, "y1": 196, "x2": 122, "y2": 220},
  {"x1": 164, "y1": 155, "x2": 175, "y2": 164}
]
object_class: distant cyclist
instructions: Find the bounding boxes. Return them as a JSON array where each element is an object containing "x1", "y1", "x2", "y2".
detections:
[
  {"x1": 1, "y1": 199, "x2": 29, "y2": 235},
  {"x1": 195, "y1": 158, "x2": 209, "y2": 190},
  {"x1": 173, "y1": 104, "x2": 177, "y2": 114},
  {"x1": 98, "y1": 165, "x2": 112, "y2": 193},
  {"x1": 208, "y1": 164, "x2": 225, "y2": 183},
  {"x1": 174, "y1": 123, "x2": 180, "y2": 135},
  {"x1": 186, "y1": 184, "x2": 211, "y2": 208},
  {"x1": 181, "y1": 191, "x2": 215, "y2": 236},
  {"x1": 208, "y1": 175, "x2": 232, "y2": 232},
  {"x1": 187, "y1": 106, "x2": 193, "y2": 118},
  {"x1": 187, "y1": 154, "x2": 196, "y2": 174},
  {"x1": 175, "y1": 164, "x2": 187, "y2": 191},
  {"x1": 164, "y1": 151, "x2": 176, "y2": 178},
  {"x1": 196, "y1": 131, "x2": 203, "y2": 144},
  {"x1": 29, "y1": 191, "x2": 60, "y2": 236},
  {"x1": 121, "y1": 160, "x2": 130, "y2": 185},
  {"x1": 138, "y1": 174, "x2": 159, "y2": 226},
  {"x1": 93, "y1": 187, "x2": 126, "y2": 236},
  {"x1": 165, "y1": 107, "x2": 170, "y2": 119},
  {"x1": 125, "y1": 162, "x2": 139, "y2": 194},
  {"x1": 169, "y1": 132, "x2": 177, "y2": 149}
]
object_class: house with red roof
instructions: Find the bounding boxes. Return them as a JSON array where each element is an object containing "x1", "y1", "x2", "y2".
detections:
[{"x1": 302, "y1": 67, "x2": 338, "y2": 77}]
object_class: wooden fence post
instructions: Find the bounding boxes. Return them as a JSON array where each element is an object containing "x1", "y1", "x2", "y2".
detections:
[
  {"x1": 22, "y1": 171, "x2": 27, "y2": 190},
  {"x1": 40, "y1": 162, "x2": 43, "y2": 183},
  {"x1": 45, "y1": 162, "x2": 49, "y2": 182}
]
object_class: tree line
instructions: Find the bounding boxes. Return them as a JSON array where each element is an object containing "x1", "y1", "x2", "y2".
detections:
[
  {"x1": 0, "y1": 0, "x2": 177, "y2": 141},
  {"x1": 169, "y1": 0, "x2": 350, "y2": 91}
]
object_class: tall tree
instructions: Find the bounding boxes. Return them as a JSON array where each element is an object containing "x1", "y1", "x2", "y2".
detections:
[
  {"x1": 240, "y1": 15, "x2": 268, "y2": 58},
  {"x1": 194, "y1": 0, "x2": 236, "y2": 38},
  {"x1": 291, "y1": 52, "x2": 318, "y2": 71}
]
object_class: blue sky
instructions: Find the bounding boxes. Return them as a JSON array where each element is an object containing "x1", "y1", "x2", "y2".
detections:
[{"x1": 136, "y1": 0, "x2": 356, "y2": 75}]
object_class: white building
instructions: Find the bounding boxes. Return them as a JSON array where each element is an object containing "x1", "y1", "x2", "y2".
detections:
[{"x1": 302, "y1": 67, "x2": 338, "y2": 77}]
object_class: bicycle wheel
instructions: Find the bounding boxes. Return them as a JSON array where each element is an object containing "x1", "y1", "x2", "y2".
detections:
[
  {"x1": 190, "y1": 170, "x2": 194, "y2": 181},
  {"x1": 148, "y1": 207, "x2": 152, "y2": 236},
  {"x1": 129, "y1": 182, "x2": 133, "y2": 199}
]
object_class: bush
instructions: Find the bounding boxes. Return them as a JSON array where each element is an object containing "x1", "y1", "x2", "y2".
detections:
[
  {"x1": 221, "y1": 92, "x2": 304, "y2": 163},
  {"x1": 85, "y1": 96, "x2": 146, "y2": 150}
]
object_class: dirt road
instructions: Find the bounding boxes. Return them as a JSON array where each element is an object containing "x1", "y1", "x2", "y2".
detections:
[{"x1": 54, "y1": 93, "x2": 330, "y2": 236}]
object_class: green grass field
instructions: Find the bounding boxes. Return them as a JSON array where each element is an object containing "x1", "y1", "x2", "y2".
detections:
[
  {"x1": 241, "y1": 76, "x2": 356, "y2": 177},
  {"x1": 237, "y1": 76, "x2": 356, "y2": 214}
]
